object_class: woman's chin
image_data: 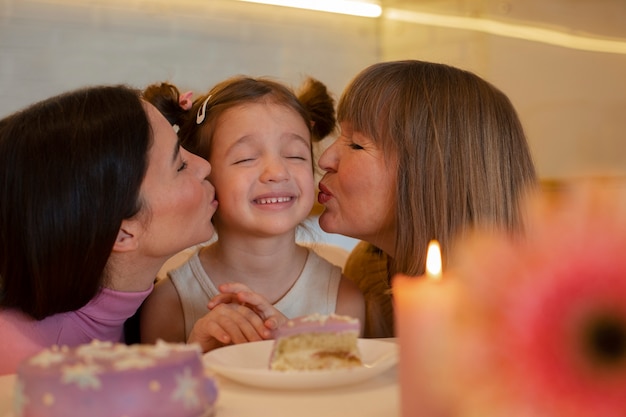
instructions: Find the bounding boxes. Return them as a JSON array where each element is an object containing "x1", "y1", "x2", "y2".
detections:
[{"x1": 318, "y1": 211, "x2": 347, "y2": 236}]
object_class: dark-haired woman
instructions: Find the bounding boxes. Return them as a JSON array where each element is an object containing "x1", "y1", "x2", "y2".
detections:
[{"x1": 0, "y1": 85, "x2": 218, "y2": 374}]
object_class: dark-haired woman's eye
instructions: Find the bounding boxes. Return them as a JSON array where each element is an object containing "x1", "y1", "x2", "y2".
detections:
[{"x1": 177, "y1": 160, "x2": 188, "y2": 172}]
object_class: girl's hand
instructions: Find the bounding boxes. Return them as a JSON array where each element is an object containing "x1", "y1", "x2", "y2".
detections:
[
  {"x1": 187, "y1": 302, "x2": 270, "y2": 353},
  {"x1": 208, "y1": 282, "x2": 289, "y2": 331}
]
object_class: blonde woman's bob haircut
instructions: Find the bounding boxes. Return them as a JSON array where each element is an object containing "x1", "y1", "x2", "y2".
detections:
[{"x1": 337, "y1": 60, "x2": 537, "y2": 276}]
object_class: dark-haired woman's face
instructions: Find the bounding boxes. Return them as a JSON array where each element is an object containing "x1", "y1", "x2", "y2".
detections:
[
  {"x1": 137, "y1": 103, "x2": 218, "y2": 258},
  {"x1": 317, "y1": 121, "x2": 397, "y2": 255}
]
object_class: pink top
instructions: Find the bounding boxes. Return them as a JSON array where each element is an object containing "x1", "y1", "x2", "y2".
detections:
[{"x1": 0, "y1": 285, "x2": 152, "y2": 375}]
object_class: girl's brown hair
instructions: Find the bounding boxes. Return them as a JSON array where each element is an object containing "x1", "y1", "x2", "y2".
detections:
[{"x1": 144, "y1": 76, "x2": 335, "y2": 161}]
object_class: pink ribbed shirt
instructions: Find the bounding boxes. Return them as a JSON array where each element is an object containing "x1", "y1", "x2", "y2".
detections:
[{"x1": 0, "y1": 285, "x2": 152, "y2": 375}]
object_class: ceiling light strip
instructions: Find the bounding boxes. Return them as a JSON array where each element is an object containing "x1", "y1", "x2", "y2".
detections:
[
  {"x1": 385, "y1": 8, "x2": 626, "y2": 55},
  {"x1": 237, "y1": 0, "x2": 382, "y2": 18}
]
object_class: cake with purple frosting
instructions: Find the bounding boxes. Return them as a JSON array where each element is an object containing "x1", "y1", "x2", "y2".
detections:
[
  {"x1": 14, "y1": 340, "x2": 218, "y2": 417},
  {"x1": 269, "y1": 313, "x2": 362, "y2": 371}
]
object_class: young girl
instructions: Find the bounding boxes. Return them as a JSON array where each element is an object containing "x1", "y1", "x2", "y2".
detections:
[{"x1": 140, "y1": 76, "x2": 365, "y2": 351}]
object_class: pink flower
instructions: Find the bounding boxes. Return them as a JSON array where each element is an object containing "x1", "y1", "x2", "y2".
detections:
[{"x1": 441, "y1": 180, "x2": 626, "y2": 417}]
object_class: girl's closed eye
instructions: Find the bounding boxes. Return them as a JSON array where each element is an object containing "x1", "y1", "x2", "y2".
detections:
[
  {"x1": 233, "y1": 157, "x2": 256, "y2": 165},
  {"x1": 286, "y1": 154, "x2": 308, "y2": 161},
  {"x1": 283, "y1": 140, "x2": 311, "y2": 161}
]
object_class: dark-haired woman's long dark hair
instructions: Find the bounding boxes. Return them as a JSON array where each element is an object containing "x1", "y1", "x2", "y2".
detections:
[{"x1": 0, "y1": 85, "x2": 151, "y2": 320}]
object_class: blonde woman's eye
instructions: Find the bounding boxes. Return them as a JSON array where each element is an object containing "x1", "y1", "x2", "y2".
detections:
[
  {"x1": 177, "y1": 160, "x2": 188, "y2": 172},
  {"x1": 349, "y1": 142, "x2": 364, "y2": 150}
]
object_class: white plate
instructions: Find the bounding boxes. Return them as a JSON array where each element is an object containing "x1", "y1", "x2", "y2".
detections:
[{"x1": 203, "y1": 339, "x2": 397, "y2": 390}]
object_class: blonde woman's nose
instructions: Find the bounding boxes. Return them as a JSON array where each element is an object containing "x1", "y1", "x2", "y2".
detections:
[{"x1": 317, "y1": 139, "x2": 339, "y2": 172}]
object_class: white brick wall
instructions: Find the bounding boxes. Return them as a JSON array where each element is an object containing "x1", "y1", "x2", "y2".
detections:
[
  {"x1": 380, "y1": 16, "x2": 626, "y2": 180},
  {"x1": 0, "y1": 0, "x2": 379, "y2": 115}
]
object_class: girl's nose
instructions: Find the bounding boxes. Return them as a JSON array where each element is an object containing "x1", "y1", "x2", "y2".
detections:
[{"x1": 260, "y1": 157, "x2": 290, "y2": 183}]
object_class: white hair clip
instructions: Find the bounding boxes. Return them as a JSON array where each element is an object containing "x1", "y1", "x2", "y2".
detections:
[{"x1": 196, "y1": 95, "x2": 212, "y2": 125}]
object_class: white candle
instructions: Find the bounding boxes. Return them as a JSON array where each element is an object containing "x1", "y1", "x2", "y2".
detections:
[{"x1": 393, "y1": 240, "x2": 457, "y2": 417}]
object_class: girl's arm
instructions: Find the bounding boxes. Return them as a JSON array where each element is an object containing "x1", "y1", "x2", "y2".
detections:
[{"x1": 139, "y1": 277, "x2": 186, "y2": 343}]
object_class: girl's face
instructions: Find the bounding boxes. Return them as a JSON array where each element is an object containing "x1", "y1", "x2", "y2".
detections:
[
  {"x1": 317, "y1": 121, "x2": 397, "y2": 255},
  {"x1": 208, "y1": 101, "x2": 315, "y2": 238},
  {"x1": 137, "y1": 102, "x2": 218, "y2": 258}
]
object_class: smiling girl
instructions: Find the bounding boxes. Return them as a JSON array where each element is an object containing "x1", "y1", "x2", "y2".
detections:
[{"x1": 141, "y1": 77, "x2": 365, "y2": 351}]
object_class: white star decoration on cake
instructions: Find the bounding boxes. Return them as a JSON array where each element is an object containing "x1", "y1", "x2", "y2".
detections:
[
  {"x1": 171, "y1": 367, "x2": 200, "y2": 409},
  {"x1": 61, "y1": 363, "x2": 102, "y2": 390}
]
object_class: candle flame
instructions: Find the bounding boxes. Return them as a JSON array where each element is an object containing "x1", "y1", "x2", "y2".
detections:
[{"x1": 426, "y1": 240, "x2": 442, "y2": 280}]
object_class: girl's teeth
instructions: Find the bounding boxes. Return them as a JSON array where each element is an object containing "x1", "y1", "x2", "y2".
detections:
[{"x1": 258, "y1": 197, "x2": 292, "y2": 204}]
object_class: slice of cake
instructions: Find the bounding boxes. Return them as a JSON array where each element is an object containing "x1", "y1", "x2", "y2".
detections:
[
  {"x1": 14, "y1": 340, "x2": 218, "y2": 417},
  {"x1": 269, "y1": 313, "x2": 362, "y2": 371}
]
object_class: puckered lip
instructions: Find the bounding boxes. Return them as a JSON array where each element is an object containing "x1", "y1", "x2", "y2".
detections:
[
  {"x1": 318, "y1": 182, "x2": 332, "y2": 197},
  {"x1": 317, "y1": 182, "x2": 333, "y2": 205},
  {"x1": 205, "y1": 184, "x2": 219, "y2": 210}
]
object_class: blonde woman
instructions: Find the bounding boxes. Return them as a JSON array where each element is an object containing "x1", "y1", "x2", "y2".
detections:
[{"x1": 317, "y1": 60, "x2": 538, "y2": 337}]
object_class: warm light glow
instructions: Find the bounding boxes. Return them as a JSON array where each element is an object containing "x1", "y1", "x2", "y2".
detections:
[
  {"x1": 385, "y1": 8, "x2": 626, "y2": 55},
  {"x1": 426, "y1": 240, "x2": 442, "y2": 280},
  {"x1": 236, "y1": 0, "x2": 382, "y2": 18}
]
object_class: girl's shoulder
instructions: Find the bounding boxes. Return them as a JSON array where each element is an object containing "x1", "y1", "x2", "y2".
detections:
[{"x1": 299, "y1": 242, "x2": 350, "y2": 270}]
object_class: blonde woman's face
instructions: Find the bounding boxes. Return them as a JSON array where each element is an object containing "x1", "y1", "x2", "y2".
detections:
[{"x1": 317, "y1": 121, "x2": 397, "y2": 255}]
